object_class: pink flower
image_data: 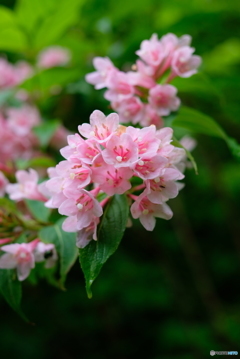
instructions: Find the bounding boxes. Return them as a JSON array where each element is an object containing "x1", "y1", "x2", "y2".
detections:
[
  {"x1": 85, "y1": 57, "x2": 117, "y2": 89},
  {"x1": 148, "y1": 84, "x2": 180, "y2": 116},
  {"x1": 92, "y1": 155, "x2": 133, "y2": 195},
  {"x1": 34, "y1": 242, "x2": 58, "y2": 268},
  {"x1": 145, "y1": 168, "x2": 184, "y2": 204},
  {"x1": 60, "y1": 133, "x2": 84, "y2": 160},
  {"x1": 127, "y1": 60, "x2": 155, "y2": 88},
  {"x1": 78, "y1": 110, "x2": 119, "y2": 144},
  {"x1": 6, "y1": 169, "x2": 46, "y2": 202},
  {"x1": 59, "y1": 189, "x2": 103, "y2": 230},
  {"x1": 102, "y1": 133, "x2": 138, "y2": 167},
  {"x1": 136, "y1": 34, "x2": 166, "y2": 68},
  {"x1": 140, "y1": 104, "x2": 163, "y2": 128},
  {"x1": 0, "y1": 171, "x2": 9, "y2": 197},
  {"x1": 171, "y1": 46, "x2": 202, "y2": 78},
  {"x1": 130, "y1": 192, "x2": 173, "y2": 231},
  {"x1": 126, "y1": 125, "x2": 160, "y2": 157},
  {"x1": 0, "y1": 58, "x2": 17, "y2": 88},
  {"x1": 76, "y1": 217, "x2": 100, "y2": 248},
  {"x1": 105, "y1": 71, "x2": 135, "y2": 102},
  {"x1": 112, "y1": 96, "x2": 144, "y2": 124},
  {"x1": 6, "y1": 105, "x2": 41, "y2": 136},
  {"x1": 0, "y1": 240, "x2": 39, "y2": 281},
  {"x1": 133, "y1": 155, "x2": 167, "y2": 180},
  {"x1": 37, "y1": 46, "x2": 71, "y2": 69}
]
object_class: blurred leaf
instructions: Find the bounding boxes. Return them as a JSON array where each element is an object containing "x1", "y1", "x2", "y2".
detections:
[
  {"x1": 15, "y1": 157, "x2": 56, "y2": 169},
  {"x1": 0, "y1": 90, "x2": 14, "y2": 106},
  {"x1": 79, "y1": 194, "x2": 129, "y2": 298},
  {"x1": 203, "y1": 38, "x2": 240, "y2": 74},
  {"x1": 33, "y1": 120, "x2": 60, "y2": 147},
  {"x1": 0, "y1": 269, "x2": 28, "y2": 321},
  {"x1": 21, "y1": 67, "x2": 82, "y2": 92},
  {"x1": 33, "y1": 0, "x2": 84, "y2": 49},
  {"x1": 172, "y1": 106, "x2": 226, "y2": 138},
  {"x1": 172, "y1": 106, "x2": 240, "y2": 160},
  {"x1": 0, "y1": 198, "x2": 18, "y2": 213},
  {"x1": 0, "y1": 6, "x2": 16, "y2": 29},
  {"x1": 172, "y1": 136, "x2": 198, "y2": 174},
  {"x1": 39, "y1": 218, "x2": 78, "y2": 288},
  {"x1": 15, "y1": 0, "x2": 56, "y2": 35},
  {"x1": 0, "y1": 27, "x2": 28, "y2": 52},
  {"x1": 25, "y1": 199, "x2": 50, "y2": 223}
]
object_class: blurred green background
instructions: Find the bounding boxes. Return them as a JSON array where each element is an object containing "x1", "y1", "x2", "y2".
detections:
[{"x1": 1, "y1": 0, "x2": 240, "y2": 358}]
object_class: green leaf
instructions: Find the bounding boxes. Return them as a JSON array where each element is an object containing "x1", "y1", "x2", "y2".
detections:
[
  {"x1": 39, "y1": 218, "x2": 78, "y2": 288},
  {"x1": 79, "y1": 194, "x2": 129, "y2": 298},
  {"x1": 172, "y1": 106, "x2": 227, "y2": 139},
  {"x1": 0, "y1": 6, "x2": 16, "y2": 30},
  {"x1": 172, "y1": 106, "x2": 240, "y2": 160},
  {"x1": 172, "y1": 136, "x2": 198, "y2": 174},
  {"x1": 33, "y1": 0, "x2": 84, "y2": 49},
  {"x1": 0, "y1": 269, "x2": 28, "y2": 321},
  {"x1": 33, "y1": 120, "x2": 60, "y2": 147},
  {"x1": 0, "y1": 27, "x2": 28, "y2": 52},
  {"x1": 15, "y1": 156, "x2": 56, "y2": 169},
  {"x1": 0, "y1": 198, "x2": 18, "y2": 213},
  {"x1": 25, "y1": 199, "x2": 50, "y2": 223}
]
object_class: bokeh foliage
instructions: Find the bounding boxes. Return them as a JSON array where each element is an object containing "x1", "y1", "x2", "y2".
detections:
[{"x1": 0, "y1": 0, "x2": 240, "y2": 358}]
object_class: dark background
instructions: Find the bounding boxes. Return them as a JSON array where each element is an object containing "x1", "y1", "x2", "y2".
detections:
[{"x1": 1, "y1": 0, "x2": 240, "y2": 358}]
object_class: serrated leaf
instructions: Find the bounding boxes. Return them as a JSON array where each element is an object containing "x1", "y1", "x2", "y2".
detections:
[
  {"x1": 38, "y1": 218, "x2": 78, "y2": 288},
  {"x1": 0, "y1": 269, "x2": 28, "y2": 321},
  {"x1": 33, "y1": 120, "x2": 60, "y2": 147},
  {"x1": 79, "y1": 194, "x2": 129, "y2": 298},
  {"x1": 25, "y1": 199, "x2": 50, "y2": 223}
]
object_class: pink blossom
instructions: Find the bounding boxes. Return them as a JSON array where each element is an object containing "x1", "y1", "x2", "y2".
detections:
[
  {"x1": 0, "y1": 240, "x2": 39, "y2": 281},
  {"x1": 37, "y1": 46, "x2": 71, "y2": 69},
  {"x1": 78, "y1": 110, "x2": 119, "y2": 144},
  {"x1": 127, "y1": 60, "x2": 155, "y2": 88},
  {"x1": 14, "y1": 61, "x2": 33, "y2": 84},
  {"x1": 104, "y1": 71, "x2": 135, "y2": 102},
  {"x1": 171, "y1": 46, "x2": 202, "y2": 78},
  {"x1": 126, "y1": 125, "x2": 160, "y2": 157},
  {"x1": 140, "y1": 104, "x2": 164, "y2": 128},
  {"x1": 85, "y1": 56, "x2": 117, "y2": 89},
  {"x1": 133, "y1": 155, "x2": 167, "y2": 180},
  {"x1": 34, "y1": 242, "x2": 58, "y2": 268},
  {"x1": 6, "y1": 169, "x2": 46, "y2": 202},
  {"x1": 59, "y1": 189, "x2": 103, "y2": 230},
  {"x1": 112, "y1": 96, "x2": 144, "y2": 124},
  {"x1": 6, "y1": 105, "x2": 41, "y2": 136},
  {"x1": 76, "y1": 217, "x2": 100, "y2": 248},
  {"x1": 102, "y1": 133, "x2": 138, "y2": 168},
  {"x1": 145, "y1": 168, "x2": 184, "y2": 204},
  {"x1": 136, "y1": 33, "x2": 166, "y2": 68},
  {"x1": 0, "y1": 58, "x2": 17, "y2": 88},
  {"x1": 60, "y1": 133, "x2": 84, "y2": 160},
  {"x1": 0, "y1": 171, "x2": 9, "y2": 197},
  {"x1": 92, "y1": 155, "x2": 133, "y2": 195},
  {"x1": 130, "y1": 193, "x2": 173, "y2": 231},
  {"x1": 148, "y1": 84, "x2": 180, "y2": 116}
]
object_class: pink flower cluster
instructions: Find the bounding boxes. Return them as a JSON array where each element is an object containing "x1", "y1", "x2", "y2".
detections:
[
  {"x1": 0, "y1": 106, "x2": 41, "y2": 165},
  {"x1": 0, "y1": 239, "x2": 57, "y2": 281},
  {"x1": 43, "y1": 110, "x2": 185, "y2": 247},
  {"x1": 0, "y1": 58, "x2": 33, "y2": 90},
  {"x1": 37, "y1": 46, "x2": 71, "y2": 69},
  {"x1": 86, "y1": 33, "x2": 201, "y2": 128}
]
